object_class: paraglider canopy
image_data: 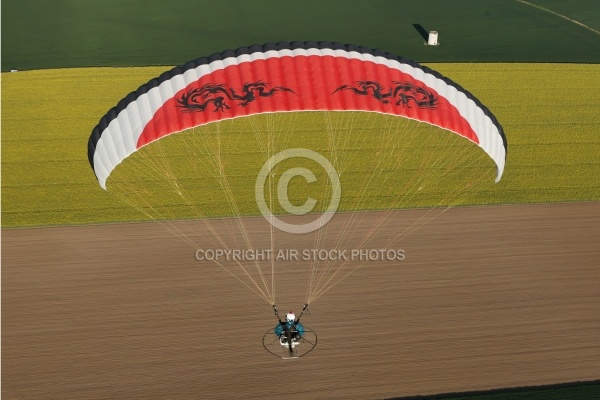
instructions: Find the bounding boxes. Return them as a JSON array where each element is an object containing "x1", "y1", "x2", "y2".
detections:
[
  {"x1": 88, "y1": 41, "x2": 506, "y2": 190},
  {"x1": 87, "y1": 42, "x2": 507, "y2": 308}
]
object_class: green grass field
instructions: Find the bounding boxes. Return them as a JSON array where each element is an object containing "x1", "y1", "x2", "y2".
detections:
[
  {"x1": 2, "y1": 63, "x2": 599, "y2": 227},
  {"x1": 2, "y1": 0, "x2": 600, "y2": 72},
  {"x1": 395, "y1": 379, "x2": 600, "y2": 399}
]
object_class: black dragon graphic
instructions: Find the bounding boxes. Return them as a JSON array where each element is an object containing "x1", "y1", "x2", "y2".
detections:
[
  {"x1": 177, "y1": 81, "x2": 295, "y2": 112},
  {"x1": 332, "y1": 80, "x2": 438, "y2": 109}
]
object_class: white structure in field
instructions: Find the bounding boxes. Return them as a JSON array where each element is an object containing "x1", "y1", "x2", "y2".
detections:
[{"x1": 427, "y1": 31, "x2": 439, "y2": 46}]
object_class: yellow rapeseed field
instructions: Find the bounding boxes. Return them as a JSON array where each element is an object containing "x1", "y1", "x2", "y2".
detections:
[{"x1": 2, "y1": 64, "x2": 599, "y2": 227}]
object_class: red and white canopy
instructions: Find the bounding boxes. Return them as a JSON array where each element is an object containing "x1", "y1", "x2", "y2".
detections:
[{"x1": 88, "y1": 42, "x2": 506, "y2": 189}]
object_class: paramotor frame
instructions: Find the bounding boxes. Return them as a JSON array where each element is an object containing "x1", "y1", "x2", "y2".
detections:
[{"x1": 263, "y1": 326, "x2": 317, "y2": 359}]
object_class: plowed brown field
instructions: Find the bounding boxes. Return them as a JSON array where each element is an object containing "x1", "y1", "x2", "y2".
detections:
[{"x1": 3, "y1": 202, "x2": 599, "y2": 399}]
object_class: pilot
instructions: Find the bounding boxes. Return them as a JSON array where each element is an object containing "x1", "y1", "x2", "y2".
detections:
[{"x1": 274, "y1": 311, "x2": 305, "y2": 341}]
